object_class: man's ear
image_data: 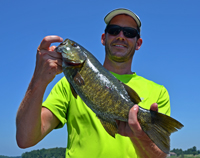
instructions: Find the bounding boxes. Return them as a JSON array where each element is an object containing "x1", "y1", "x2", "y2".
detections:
[
  {"x1": 136, "y1": 38, "x2": 143, "y2": 50},
  {"x1": 101, "y1": 33, "x2": 106, "y2": 46}
]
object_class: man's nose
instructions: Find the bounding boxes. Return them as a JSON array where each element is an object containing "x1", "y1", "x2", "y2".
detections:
[{"x1": 116, "y1": 31, "x2": 125, "y2": 41}]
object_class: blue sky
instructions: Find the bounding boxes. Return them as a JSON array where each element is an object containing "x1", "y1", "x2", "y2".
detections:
[{"x1": 0, "y1": 0, "x2": 200, "y2": 156}]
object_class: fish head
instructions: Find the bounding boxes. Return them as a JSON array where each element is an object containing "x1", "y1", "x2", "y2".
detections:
[{"x1": 55, "y1": 39, "x2": 86, "y2": 67}]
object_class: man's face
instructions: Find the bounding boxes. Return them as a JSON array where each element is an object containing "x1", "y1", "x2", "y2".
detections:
[{"x1": 102, "y1": 14, "x2": 140, "y2": 63}]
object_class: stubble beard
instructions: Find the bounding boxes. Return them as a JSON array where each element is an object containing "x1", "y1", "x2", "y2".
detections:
[{"x1": 105, "y1": 40, "x2": 136, "y2": 63}]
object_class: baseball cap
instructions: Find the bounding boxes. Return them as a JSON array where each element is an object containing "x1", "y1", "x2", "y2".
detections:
[{"x1": 104, "y1": 8, "x2": 141, "y2": 31}]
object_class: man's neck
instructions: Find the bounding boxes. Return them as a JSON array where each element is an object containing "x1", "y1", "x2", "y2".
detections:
[{"x1": 103, "y1": 58, "x2": 133, "y2": 75}]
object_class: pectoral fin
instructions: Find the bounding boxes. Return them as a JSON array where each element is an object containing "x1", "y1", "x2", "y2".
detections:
[
  {"x1": 98, "y1": 117, "x2": 118, "y2": 138},
  {"x1": 122, "y1": 83, "x2": 141, "y2": 104},
  {"x1": 73, "y1": 72, "x2": 85, "y2": 86}
]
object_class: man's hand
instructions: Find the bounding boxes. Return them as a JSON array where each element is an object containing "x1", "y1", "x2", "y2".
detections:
[
  {"x1": 117, "y1": 103, "x2": 167, "y2": 158},
  {"x1": 34, "y1": 35, "x2": 63, "y2": 86},
  {"x1": 117, "y1": 103, "x2": 158, "y2": 138}
]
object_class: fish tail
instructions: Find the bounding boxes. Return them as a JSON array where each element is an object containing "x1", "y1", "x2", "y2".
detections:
[{"x1": 138, "y1": 110, "x2": 183, "y2": 154}]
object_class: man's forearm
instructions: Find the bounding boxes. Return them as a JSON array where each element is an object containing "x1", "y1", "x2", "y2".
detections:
[
  {"x1": 16, "y1": 77, "x2": 47, "y2": 148},
  {"x1": 130, "y1": 136, "x2": 167, "y2": 158},
  {"x1": 127, "y1": 105, "x2": 167, "y2": 158}
]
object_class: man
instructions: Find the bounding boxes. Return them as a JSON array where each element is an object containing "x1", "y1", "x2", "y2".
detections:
[{"x1": 16, "y1": 8, "x2": 170, "y2": 158}]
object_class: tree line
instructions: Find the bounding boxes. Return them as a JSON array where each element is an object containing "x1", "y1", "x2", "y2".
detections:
[
  {"x1": 1, "y1": 146, "x2": 200, "y2": 157},
  {"x1": 21, "y1": 147, "x2": 65, "y2": 158},
  {"x1": 171, "y1": 146, "x2": 199, "y2": 156}
]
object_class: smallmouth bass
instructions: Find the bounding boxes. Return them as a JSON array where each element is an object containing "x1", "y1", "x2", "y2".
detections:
[{"x1": 55, "y1": 39, "x2": 183, "y2": 154}]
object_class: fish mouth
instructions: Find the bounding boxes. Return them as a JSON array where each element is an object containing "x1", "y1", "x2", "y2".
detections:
[
  {"x1": 63, "y1": 58, "x2": 84, "y2": 67},
  {"x1": 55, "y1": 47, "x2": 60, "y2": 53}
]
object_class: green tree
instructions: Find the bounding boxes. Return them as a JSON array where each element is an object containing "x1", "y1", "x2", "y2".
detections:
[
  {"x1": 171, "y1": 148, "x2": 183, "y2": 156},
  {"x1": 21, "y1": 147, "x2": 65, "y2": 158},
  {"x1": 192, "y1": 146, "x2": 198, "y2": 156}
]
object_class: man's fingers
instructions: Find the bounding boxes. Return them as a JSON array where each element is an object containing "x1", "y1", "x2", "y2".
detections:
[
  {"x1": 49, "y1": 46, "x2": 57, "y2": 51},
  {"x1": 38, "y1": 35, "x2": 63, "y2": 50},
  {"x1": 150, "y1": 103, "x2": 158, "y2": 112},
  {"x1": 129, "y1": 105, "x2": 139, "y2": 124},
  {"x1": 128, "y1": 105, "x2": 141, "y2": 131},
  {"x1": 56, "y1": 58, "x2": 63, "y2": 67}
]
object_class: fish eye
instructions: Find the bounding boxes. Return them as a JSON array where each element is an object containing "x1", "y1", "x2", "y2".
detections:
[{"x1": 71, "y1": 43, "x2": 78, "y2": 47}]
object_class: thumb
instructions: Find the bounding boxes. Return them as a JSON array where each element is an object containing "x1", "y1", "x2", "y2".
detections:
[
  {"x1": 128, "y1": 105, "x2": 141, "y2": 131},
  {"x1": 150, "y1": 103, "x2": 158, "y2": 112}
]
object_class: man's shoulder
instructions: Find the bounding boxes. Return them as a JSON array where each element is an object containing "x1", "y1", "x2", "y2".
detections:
[
  {"x1": 135, "y1": 74, "x2": 162, "y2": 87},
  {"x1": 112, "y1": 72, "x2": 163, "y2": 88},
  {"x1": 50, "y1": 76, "x2": 71, "y2": 94},
  {"x1": 117, "y1": 73, "x2": 168, "y2": 96},
  {"x1": 55, "y1": 76, "x2": 69, "y2": 86}
]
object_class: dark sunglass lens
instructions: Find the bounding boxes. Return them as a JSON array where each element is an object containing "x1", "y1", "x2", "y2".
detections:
[
  {"x1": 107, "y1": 25, "x2": 121, "y2": 36},
  {"x1": 123, "y1": 28, "x2": 138, "y2": 38},
  {"x1": 106, "y1": 25, "x2": 139, "y2": 38}
]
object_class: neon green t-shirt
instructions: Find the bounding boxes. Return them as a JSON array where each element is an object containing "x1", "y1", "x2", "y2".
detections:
[{"x1": 42, "y1": 72, "x2": 170, "y2": 158}]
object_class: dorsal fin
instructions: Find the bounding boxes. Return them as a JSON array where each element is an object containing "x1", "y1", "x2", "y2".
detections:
[{"x1": 122, "y1": 82, "x2": 141, "y2": 104}]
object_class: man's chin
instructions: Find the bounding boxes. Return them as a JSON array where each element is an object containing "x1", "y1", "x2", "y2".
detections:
[{"x1": 109, "y1": 55, "x2": 128, "y2": 63}]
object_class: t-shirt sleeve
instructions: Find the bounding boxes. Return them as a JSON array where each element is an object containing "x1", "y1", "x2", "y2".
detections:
[
  {"x1": 42, "y1": 77, "x2": 70, "y2": 128},
  {"x1": 157, "y1": 86, "x2": 171, "y2": 116}
]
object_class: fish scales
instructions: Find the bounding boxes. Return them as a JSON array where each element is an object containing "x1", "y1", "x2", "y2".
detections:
[
  {"x1": 55, "y1": 38, "x2": 184, "y2": 154},
  {"x1": 72, "y1": 52, "x2": 131, "y2": 120}
]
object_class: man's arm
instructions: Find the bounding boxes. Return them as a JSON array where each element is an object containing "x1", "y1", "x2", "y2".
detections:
[
  {"x1": 117, "y1": 103, "x2": 167, "y2": 158},
  {"x1": 16, "y1": 36, "x2": 63, "y2": 148}
]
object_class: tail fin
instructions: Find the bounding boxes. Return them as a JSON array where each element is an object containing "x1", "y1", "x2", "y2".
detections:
[{"x1": 139, "y1": 110, "x2": 183, "y2": 154}]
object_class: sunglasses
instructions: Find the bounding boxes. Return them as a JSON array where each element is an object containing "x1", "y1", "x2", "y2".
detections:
[{"x1": 105, "y1": 25, "x2": 140, "y2": 38}]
